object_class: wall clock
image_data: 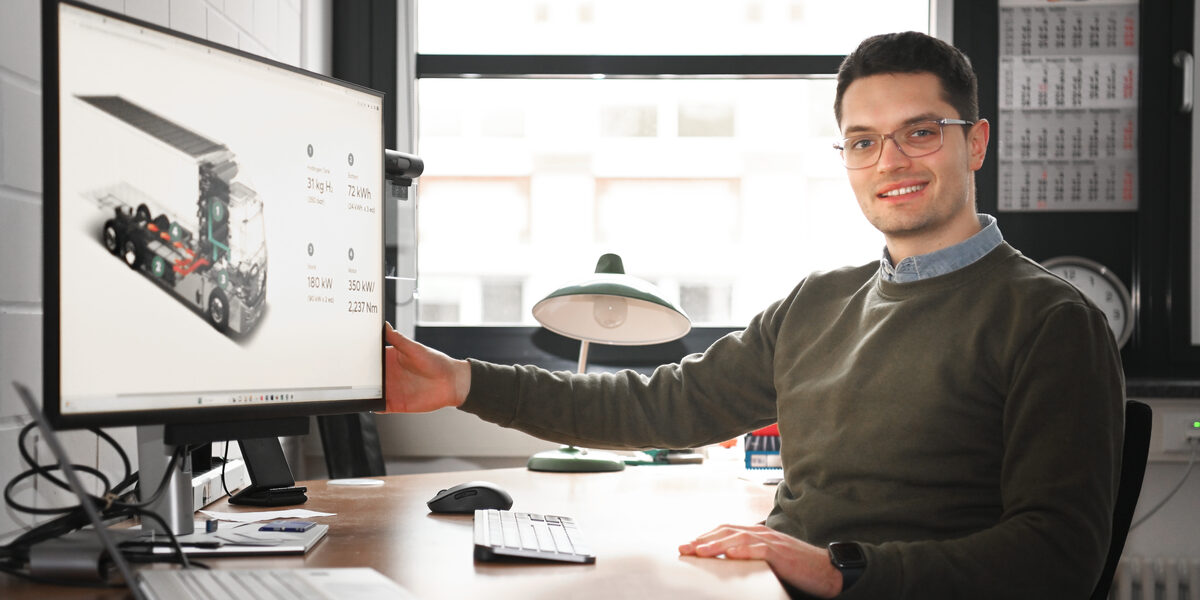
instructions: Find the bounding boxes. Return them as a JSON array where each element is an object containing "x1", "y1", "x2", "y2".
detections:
[{"x1": 1041, "y1": 256, "x2": 1134, "y2": 348}]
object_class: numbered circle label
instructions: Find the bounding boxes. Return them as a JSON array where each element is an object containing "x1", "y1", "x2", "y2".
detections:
[{"x1": 151, "y1": 256, "x2": 167, "y2": 278}]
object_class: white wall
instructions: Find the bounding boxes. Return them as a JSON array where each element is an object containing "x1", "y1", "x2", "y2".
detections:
[
  {"x1": 1122, "y1": 398, "x2": 1200, "y2": 559},
  {"x1": 0, "y1": 0, "x2": 326, "y2": 544}
]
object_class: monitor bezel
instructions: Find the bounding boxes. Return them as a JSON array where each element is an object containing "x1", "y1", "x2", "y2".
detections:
[{"x1": 42, "y1": 0, "x2": 387, "y2": 430}]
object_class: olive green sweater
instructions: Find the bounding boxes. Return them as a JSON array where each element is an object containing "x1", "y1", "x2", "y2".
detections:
[{"x1": 460, "y1": 243, "x2": 1124, "y2": 599}]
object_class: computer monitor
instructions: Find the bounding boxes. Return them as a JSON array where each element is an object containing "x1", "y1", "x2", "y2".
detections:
[{"x1": 42, "y1": 0, "x2": 385, "y2": 530}]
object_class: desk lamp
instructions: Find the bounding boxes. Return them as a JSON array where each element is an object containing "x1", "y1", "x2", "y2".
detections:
[{"x1": 528, "y1": 253, "x2": 691, "y2": 472}]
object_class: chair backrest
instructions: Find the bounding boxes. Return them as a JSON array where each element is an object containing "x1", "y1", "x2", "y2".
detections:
[
  {"x1": 317, "y1": 412, "x2": 387, "y2": 479},
  {"x1": 1090, "y1": 400, "x2": 1153, "y2": 600}
]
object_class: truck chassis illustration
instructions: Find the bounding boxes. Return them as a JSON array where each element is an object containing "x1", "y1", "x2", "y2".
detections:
[{"x1": 80, "y1": 96, "x2": 268, "y2": 336}]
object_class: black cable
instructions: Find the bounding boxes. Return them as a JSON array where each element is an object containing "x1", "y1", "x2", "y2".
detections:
[
  {"x1": 6, "y1": 423, "x2": 112, "y2": 513},
  {"x1": 0, "y1": 562, "x2": 127, "y2": 588},
  {"x1": 128, "y1": 506, "x2": 192, "y2": 570},
  {"x1": 6, "y1": 507, "x2": 94, "y2": 553},
  {"x1": 1, "y1": 423, "x2": 203, "y2": 588},
  {"x1": 220, "y1": 440, "x2": 234, "y2": 499},
  {"x1": 123, "y1": 552, "x2": 210, "y2": 568},
  {"x1": 3, "y1": 465, "x2": 112, "y2": 515},
  {"x1": 113, "y1": 446, "x2": 184, "y2": 510},
  {"x1": 91, "y1": 427, "x2": 132, "y2": 482},
  {"x1": 5, "y1": 464, "x2": 139, "y2": 551}
]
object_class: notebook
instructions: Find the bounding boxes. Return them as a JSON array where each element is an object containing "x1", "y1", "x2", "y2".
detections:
[
  {"x1": 133, "y1": 520, "x2": 330, "y2": 557},
  {"x1": 13, "y1": 382, "x2": 414, "y2": 600}
]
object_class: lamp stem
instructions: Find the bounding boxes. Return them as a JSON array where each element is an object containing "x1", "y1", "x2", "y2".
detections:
[{"x1": 577, "y1": 340, "x2": 590, "y2": 374}]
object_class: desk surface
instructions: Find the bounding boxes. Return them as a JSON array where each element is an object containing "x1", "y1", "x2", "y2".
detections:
[{"x1": 2, "y1": 463, "x2": 788, "y2": 599}]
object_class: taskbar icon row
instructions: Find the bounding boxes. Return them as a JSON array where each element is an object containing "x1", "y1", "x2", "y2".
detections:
[{"x1": 228, "y1": 392, "x2": 297, "y2": 404}]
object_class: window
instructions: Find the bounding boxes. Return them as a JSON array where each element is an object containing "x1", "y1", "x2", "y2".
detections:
[
  {"x1": 415, "y1": 1, "x2": 929, "y2": 330},
  {"x1": 680, "y1": 282, "x2": 733, "y2": 324},
  {"x1": 482, "y1": 280, "x2": 525, "y2": 323},
  {"x1": 418, "y1": 0, "x2": 928, "y2": 55}
]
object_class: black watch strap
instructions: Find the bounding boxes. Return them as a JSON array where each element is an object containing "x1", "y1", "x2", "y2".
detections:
[{"x1": 827, "y1": 541, "x2": 866, "y2": 591}]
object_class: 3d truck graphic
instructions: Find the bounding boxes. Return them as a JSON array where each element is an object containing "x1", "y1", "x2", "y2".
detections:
[{"x1": 79, "y1": 96, "x2": 268, "y2": 336}]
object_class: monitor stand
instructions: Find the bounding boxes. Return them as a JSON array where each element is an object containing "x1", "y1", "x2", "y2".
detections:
[
  {"x1": 136, "y1": 417, "x2": 309, "y2": 535},
  {"x1": 226, "y1": 437, "x2": 308, "y2": 507},
  {"x1": 136, "y1": 426, "x2": 196, "y2": 536}
]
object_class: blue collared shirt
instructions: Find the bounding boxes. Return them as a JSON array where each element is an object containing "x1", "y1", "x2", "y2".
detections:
[{"x1": 880, "y1": 214, "x2": 1003, "y2": 283}]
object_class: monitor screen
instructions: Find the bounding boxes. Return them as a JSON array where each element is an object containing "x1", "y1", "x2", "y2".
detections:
[{"x1": 44, "y1": 1, "x2": 385, "y2": 428}]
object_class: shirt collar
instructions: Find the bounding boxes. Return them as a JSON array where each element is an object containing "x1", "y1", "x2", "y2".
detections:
[{"x1": 880, "y1": 214, "x2": 1003, "y2": 283}]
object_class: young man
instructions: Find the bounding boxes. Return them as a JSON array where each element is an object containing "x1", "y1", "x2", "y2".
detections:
[{"x1": 382, "y1": 32, "x2": 1124, "y2": 599}]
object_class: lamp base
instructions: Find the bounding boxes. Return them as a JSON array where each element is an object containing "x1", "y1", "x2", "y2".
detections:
[{"x1": 526, "y1": 446, "x2": 626, "y2": 472}]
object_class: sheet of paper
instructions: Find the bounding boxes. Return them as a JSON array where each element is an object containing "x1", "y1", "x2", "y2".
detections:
[{"x1": 199, "y1": 508, "x2": 336, "y2": 523}]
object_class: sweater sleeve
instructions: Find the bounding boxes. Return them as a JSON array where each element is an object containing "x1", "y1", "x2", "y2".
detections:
[
  {"x1": 842, "y1": 301, "x2": 1124, "y2": 600},
  {"x1": 457, "y1": 295, "x2": 794, "y2": 450}
]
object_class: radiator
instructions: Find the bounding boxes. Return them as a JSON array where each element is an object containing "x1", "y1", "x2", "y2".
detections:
[{"x1": 1110, "y1": 556, "x2": 1200, "y2": 600}]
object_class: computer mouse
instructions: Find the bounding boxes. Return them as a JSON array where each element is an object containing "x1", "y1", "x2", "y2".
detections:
[{"x1": 426, "y1": 481, "x2": 514, "y2": 514}]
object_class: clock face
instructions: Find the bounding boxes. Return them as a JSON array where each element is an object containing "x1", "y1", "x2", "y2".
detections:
[{"x1": 1041, "y1": 256, "x2": 1133, "y2": 348}]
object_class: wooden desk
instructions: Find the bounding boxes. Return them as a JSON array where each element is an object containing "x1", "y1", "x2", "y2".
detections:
[{"x1": 2, "y1": 464, "x2": 788, "y2": 599}]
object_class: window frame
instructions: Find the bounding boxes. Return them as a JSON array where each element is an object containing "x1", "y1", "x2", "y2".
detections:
[
  {"x1": 417, "y1": 55, "x2": 845, "y2": 79},
  {"x1": 412, "y1": 53, "x2": 846, "y2": 366}
]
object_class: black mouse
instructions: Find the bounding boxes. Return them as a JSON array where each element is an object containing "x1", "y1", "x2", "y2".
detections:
[{"x1": 426, "y1": 481, "x2": 514, "y2": 514}]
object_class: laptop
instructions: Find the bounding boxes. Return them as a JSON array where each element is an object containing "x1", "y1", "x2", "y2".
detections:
[{"x1": 13, "y1": 382, "x2": 415, "y2": 600}]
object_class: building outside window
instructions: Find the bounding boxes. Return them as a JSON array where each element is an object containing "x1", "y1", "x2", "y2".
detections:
[{"x1": 415, "y1": 0, "x2": 930, "y2": 328}]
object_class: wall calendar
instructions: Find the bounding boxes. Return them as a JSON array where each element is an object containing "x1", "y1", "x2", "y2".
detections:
[{"x1": 997, "y1": 0, "x2": 1139, "y2": 212}]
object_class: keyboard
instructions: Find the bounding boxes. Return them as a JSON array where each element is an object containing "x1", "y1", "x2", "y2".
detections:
[{"x1": 473, "y1": 509, "x2": 596, "y2": 564}]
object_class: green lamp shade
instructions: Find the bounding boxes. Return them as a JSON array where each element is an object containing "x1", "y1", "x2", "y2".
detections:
[{"x1": 532, "y1": 255, "x2": 691, "y2": 345}]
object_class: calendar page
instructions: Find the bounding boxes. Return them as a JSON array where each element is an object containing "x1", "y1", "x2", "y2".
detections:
[{"x1": 997, "y1": 0, "x2": 1139, "y2": 212}]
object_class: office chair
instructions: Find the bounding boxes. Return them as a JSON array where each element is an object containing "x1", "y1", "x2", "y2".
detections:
[
  {"x1": 317, "y1": 413, "x2": 387, "y2": 479},
  {"x1": 1089, "y1": 400, "x2": 1152, "y2": 600}
]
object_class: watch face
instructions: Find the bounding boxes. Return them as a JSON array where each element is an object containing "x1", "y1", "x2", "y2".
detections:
[
  {"x1": 829, "y1": 542, "x2": 866, "y2": 567},
  {"x1": 1042, "y1": 256, "x2": 1133, "y2": 348}
]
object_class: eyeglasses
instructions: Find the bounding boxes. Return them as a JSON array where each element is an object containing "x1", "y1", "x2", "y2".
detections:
[{"x1": 833, "y1": 119, "x2": 974, "y2": 169}]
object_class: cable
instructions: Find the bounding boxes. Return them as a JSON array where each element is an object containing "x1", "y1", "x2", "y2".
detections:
[
  {"x1": 1129, "y1": 437, "x2": 1199, "y2": 531},
  {"x1": 220, "y1": 440, "x2": 234, "y2": 500},
  {"x1": 0, "y1": 562, "x2": 128, "y2": 588},
  {"x1": 118, "y1": 447, "x2": 184, "y2": 509},
  {"x1": 4, "y1": 468, "x2": 139, "y2": 559},
  {"x1": 5, "y1": 423, "x2": 112, "y2": 514},
  {"x1": 3, "y1": 423, "x2": 139, "y2": 516},
  {"x1": 0, "y1": 423, "x2": 202, "y2": 587},
  {"x1": 132, "y1": 506, "x2": 193, "y2": 570}
]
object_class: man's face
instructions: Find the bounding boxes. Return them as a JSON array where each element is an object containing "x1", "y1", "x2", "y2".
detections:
[{"x1": 838, "y1": 72, "x2": 989, "y2": 249}]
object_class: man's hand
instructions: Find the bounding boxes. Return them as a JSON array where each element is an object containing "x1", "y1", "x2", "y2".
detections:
[
  {"x1": 678, "y1": 524, "x2": 843, "y2": 598},
  {"x1": 382, "y1": 323, "x2": 472, "y2": 413}
]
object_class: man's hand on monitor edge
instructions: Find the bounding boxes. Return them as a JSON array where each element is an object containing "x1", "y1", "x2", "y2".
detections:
[
  {"x1": 381, "y1": 322, "x2": 471, "y2": 413},
  {"x1": 679, "y1": 524, "x2": 842, "y2": 598}
]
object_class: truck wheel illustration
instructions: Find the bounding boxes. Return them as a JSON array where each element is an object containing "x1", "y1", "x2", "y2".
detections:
[
  {"x1": 103, "y1": 222, "x2": 120, "y2": 255},
  {"x1": 122, "y1": 239, "x2": 140, "y2": 268},
  {"x1": 207, "y1": 289, "x2": 229, "y2": 332}
]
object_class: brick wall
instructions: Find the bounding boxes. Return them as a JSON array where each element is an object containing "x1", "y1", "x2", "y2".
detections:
[{"x1": 0, "y1": 0, "x2": 321, "y2": 544}]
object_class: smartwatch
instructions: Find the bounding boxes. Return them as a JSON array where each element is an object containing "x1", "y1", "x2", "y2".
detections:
[{"x1": 827, "y1": 541, "x2": 867, "y2": 591}]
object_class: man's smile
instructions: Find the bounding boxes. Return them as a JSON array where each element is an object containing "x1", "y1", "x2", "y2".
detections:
[{"x1": 875, "y1": 181, "x2": 928, "y2": 199}]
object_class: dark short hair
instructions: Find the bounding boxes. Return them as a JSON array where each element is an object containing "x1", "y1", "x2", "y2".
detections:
[{"x1": 834, "y1": 32, "x2": 979, "y2": 125}]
